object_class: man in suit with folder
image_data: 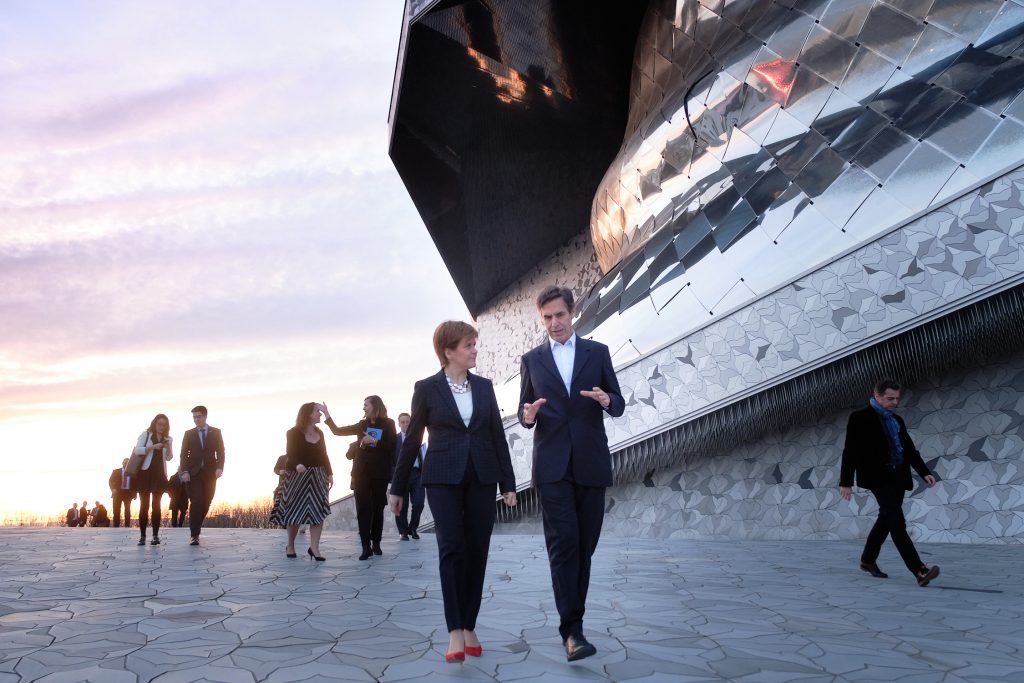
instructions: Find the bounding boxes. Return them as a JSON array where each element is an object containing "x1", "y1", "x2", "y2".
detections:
[
  {"x1": 518, "y1": 285, "x2": 625, "y2": 661},
  {"x1": 178, "y1": 405, "x2": 225, "y2": 546}
]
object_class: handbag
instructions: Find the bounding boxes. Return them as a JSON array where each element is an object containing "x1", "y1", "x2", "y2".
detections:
[{"x1": 125, "y1": 447, "x2": 145, "y2": 478}]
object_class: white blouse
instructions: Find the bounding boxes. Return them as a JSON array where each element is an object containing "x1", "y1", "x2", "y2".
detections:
[
  {"x1": 135, "y1": 431, "x2": 173, "y2": 473},
  {"x1": 453, "y1": 390, "x2": 473, "y2": 427}
]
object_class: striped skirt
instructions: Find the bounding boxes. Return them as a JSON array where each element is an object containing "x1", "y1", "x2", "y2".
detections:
[{"x1": 279, "y1": 467, "x2": 331, "y2": 526}]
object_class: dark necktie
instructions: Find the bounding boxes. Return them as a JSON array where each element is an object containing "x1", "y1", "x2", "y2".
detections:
[{"x1": 199, "y1": 428, "x2": 206, "y2": 449}]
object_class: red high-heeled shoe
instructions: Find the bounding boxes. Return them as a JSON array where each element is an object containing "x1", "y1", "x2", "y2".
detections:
[
  {"x1": 465, "y1": 645, "x2": 482, "y2": 657},
  {"x1": 444, "y1": 650, "x2": 465, "y2": 663}
]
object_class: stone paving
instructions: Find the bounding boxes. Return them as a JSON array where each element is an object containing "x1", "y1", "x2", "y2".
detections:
[{"x1": 0, "y1": 527, "x2": 1022, "y2": 682}]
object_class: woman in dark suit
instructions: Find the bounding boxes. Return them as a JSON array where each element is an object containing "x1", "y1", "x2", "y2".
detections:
[
  {"x1": 322, "y1": 396, "x2": 396, "y2": 560},
  {"x1": 133, "y1": 413, "x2": 173, "y2": 546},
  {"x1": 389, "y1": 320, "x2": 517, "y2": 662}
]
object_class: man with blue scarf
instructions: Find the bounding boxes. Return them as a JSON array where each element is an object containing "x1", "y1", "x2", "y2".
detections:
[{"x1": 839, "y1": 379, "x2": 940, "y2": 587}]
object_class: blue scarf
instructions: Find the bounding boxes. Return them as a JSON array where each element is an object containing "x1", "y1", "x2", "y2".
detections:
[{"x1": 870, "y1": 398, "x2": 904, "y2": 465}]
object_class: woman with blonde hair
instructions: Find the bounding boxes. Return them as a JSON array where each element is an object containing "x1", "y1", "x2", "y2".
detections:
[
  {"x1": 390, "y1": 320, "x2": 517, "y2": 662},
  {"x1": 133, "y1": 413, "x2": 173, "y2": 546}
]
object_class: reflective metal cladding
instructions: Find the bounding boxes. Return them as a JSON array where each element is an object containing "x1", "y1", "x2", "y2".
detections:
[
  {"x1": 578, "y1": 0, "x2": 1024, "y2": 363},
  {"x1": 388, "y1": 0, "x2": 649, "y2": 315}
]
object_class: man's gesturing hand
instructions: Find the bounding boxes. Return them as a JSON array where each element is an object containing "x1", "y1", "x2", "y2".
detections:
[
  {"x1": 521, "y1": 398, "x2": 547, "y2": 425},
  {"x1": 580, "y1": 387, "x2": 610, "y2": 409}
]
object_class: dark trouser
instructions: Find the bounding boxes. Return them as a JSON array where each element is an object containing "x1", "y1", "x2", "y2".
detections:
[
  {"x1": 395, "y1": 467, "x2": 425, "y2": 534},
  {"x1": 426, "y1": 467, "x2": 495, "y2": 632},
  {"x1": 863, "y1": 471, "x2": 924, "y2": 575},
  {"x1": 355, "y1": 478, "x2": 390, "y2": 546},
  {"x1": 170, "y1": 494, "x2": 189, "y2": 528},
  {"x1": 112, "y1": 491, "x2": 133, "y2": 528},
  {"x1": 538, "y1": 479, "x2": 605, "y2": 641},
  {"x1": 187, "y1": 474, "x2": 217, "y2": 538},
  {"x1": 138, "y1": 491, "x2": 162, "y2": 535}
]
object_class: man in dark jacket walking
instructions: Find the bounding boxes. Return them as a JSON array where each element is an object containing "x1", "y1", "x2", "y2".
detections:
[{"x1": 839, "y1": 379, "x2": 940, "y2": 586}]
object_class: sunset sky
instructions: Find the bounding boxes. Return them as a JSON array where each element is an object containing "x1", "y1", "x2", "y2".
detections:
[{"x1": 0, "y1": 0, "x2": 474, "y2": 520}]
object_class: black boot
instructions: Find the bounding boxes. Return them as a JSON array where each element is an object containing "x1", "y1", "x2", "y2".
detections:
[
  {"x1": 371, "y1": 541, "x2": 382, "y2": 556},
  {"x1": 359, "y1": 545, "x2": 372, "y2": 561},
  {"x1": 137, "y1": 533, "x2": 146, "y2": 546}
]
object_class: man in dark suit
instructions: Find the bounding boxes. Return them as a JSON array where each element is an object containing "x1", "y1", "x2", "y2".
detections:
[
  {"x1": 518, "y1": 285, "x2": 625, "y2": 661},
  {"x1": 178, "y1": 405, "x2": 225, "y2": 546},
  {"x1": 840, "y1": 379, "x2": 940, "y2": 587},
  {"x1": 78, "y1": 500, "x2": 89, "y2": 527},
  {"x1": 109, "y1": 457, "x2": 136, "y2": 528},
  {"x1": 393, "y1": 412, "x2": 426, "y2": 540},
  {"x1": 66, "y1": 503, "x2": 79, "y2": 527}
]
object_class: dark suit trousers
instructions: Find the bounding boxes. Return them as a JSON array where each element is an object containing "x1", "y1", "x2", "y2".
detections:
[
  {"x1": 187, "y1": 474, "x2": 217, "y2": 537},
  {"x1": 112, "y1": 491, "x2": 132, "y2": 527},
  {"x1": 394, "y1": 467, "x2": 425, "y2": 534},
  {"x1": 426, "y1": 465, "x2": 495, "y2": 632},
  {"x1": 538, "y1": 479, "x2": 605, "y2": 640},
  {"x1": 170, "y1": 492, "x2": 189, "y2": 528},
  {"x1": 355, "y1": 478, "x2": 389, "y2": 545},
  {"x1": 863, "y1": 469, "x2": 924, "y2": 574}
]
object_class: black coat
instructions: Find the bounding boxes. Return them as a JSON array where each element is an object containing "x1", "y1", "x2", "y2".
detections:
[
  {"x1": 325, "y1": 416, "x2": 396, "y2": 481},
  {"x1": 391, "y1": 370, "x2": 515, "y2": 496},
  {"x1": 839, "y1": 405, "x2": 931, "y2": 491}
]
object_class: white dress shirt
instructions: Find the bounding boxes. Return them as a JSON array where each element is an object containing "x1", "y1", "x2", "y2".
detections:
[{"x1": 549, "y1": 333, "x2": 577, "y2": 393}]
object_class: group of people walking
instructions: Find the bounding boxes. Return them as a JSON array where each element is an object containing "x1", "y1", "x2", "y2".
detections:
[
  {"x1": 267, "y1": 286, "x2": 623, "y2": 663},
  {"x1": 120, "y1": 406, "x2": 226, "y2": 546},
  {"x1": 64, "y1": 500, "x2": 108, "y2": 527},
  {"x1": 102, "y1": 283, "x2": 944, "y2": 664}
]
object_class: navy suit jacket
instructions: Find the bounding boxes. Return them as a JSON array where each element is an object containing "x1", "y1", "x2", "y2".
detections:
[
  {"x1": 518, "y1": 336, "x2": 625, "y2": 487},
  {"x1": 178, "y1": 426, "x2": 225, "y2": 479},
  {"x1": 391, "y1": 370, "x2": 515, "y2": 496}
]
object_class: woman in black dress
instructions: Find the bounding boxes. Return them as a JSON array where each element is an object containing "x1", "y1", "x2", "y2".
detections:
[
  {"x1": 281, "y1": 402, "x2": 334, "y2": 560},
  {"x1": 323, "y1": 396, "x2": 396, "y2": 560},
  {"x1": 133, "y1": 413, "x2": 173, "y2": 546},
  {"x1": 389, "y1": 320, "x2": 517, "y2": 662}
]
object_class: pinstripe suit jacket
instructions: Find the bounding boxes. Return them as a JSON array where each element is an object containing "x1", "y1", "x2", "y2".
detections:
[{"x1": 390, "y1": 370, "x2": 515, "y2": 496}]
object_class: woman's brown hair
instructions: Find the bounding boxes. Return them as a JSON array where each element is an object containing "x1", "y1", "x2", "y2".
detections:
[{"x1": 432, "y1": 320, "x2": 478, "y2": 366}]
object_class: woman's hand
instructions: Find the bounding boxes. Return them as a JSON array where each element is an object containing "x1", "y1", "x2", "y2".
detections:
[
  {"x1": 319, "y1": 402, "x2": 331, "y2": 420},
  {"x1": 388, "y1": 494, "x2": 403, "y2": 515},
  {"x1": 502, "y1": 491, "x2": 517, "y2": 507},
  {"x1": 296, "y1": 464, "x2": 307, "y2": 474},
  {"x1": 360, "y1": 434, "x2": 376, "y2": 446},
  {"x1": 327, "y1": 475, "x2": 334, "y2": 489}
]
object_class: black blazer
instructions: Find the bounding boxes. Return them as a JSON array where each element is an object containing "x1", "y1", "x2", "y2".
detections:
[
  {"x1": 391, "y1": 370, "x2": 515, "y2": 496},
  {"x1": 179, "y1": 426, "x2": 225, "y2": 478},
  {"x1": 108, "y1": 468, "x2": 136, "y2": 498},
  {"x1": 840, "y1": 405, "x2": 931, "y2": 491},
  {"x1": 518, "y1": 337, "x2": 625, "y2": 487},
  {"x1": 325, "y1": 416, "x2": 396, "y2": 480}
]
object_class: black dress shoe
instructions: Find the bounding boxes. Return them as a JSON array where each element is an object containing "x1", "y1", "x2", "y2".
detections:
[
  {"x1": 137, "y1": 536, "x2": 146, "y2": 546},
  {"x1": 409, "y1": 531, "x2": 419, "y2": 540},
  {"x1": 400, "y1": 534, "x2": 409, "y2": 541},
  {"x1": 564, "y1": 633, "x2": 597, "y2": 662},
  {"x1": 859, "y1": 561, "x2": 888, "y2": 578},
  {"x1": 371, "y1": 542, "x2": 382, "y2": 556},
  {"x1": 150, "y1": 536, "x2": 160, "y2": 545},
  {"x1": 189, "y1": 537, "x2": 200, "y2": 546},
  {"x1": 917, "y1": 564, "x2": 940, "y2": 587}
]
